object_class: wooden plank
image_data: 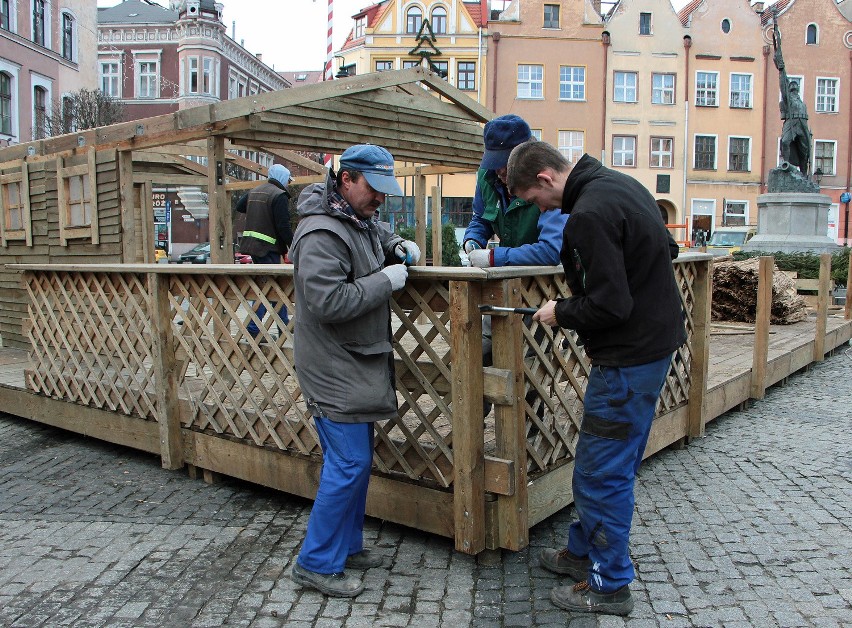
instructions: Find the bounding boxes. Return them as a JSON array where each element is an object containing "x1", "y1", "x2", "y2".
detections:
[
  {"x1": 527, "y1": 462, "x2": 574, "y2": 528},
  {"x1": 415, "y1": 174, "x2": 427, "y2": 270},
  {"x1": 21, "y1": 161, "x2": 32, "y2": 247},
  {"x1": 0, "y1": 383, "x2": 159, "y2": 453},
  {"x1": 486, "y1": 278, "x2": 528, "y2": 551},
  {"x1": 814, "y1": 253, "x2": 830, "y2": 362},
  {"x1": 140, "y1": 181, "x2": 154, "y2": 263},
  {"x1": 149, "y1": 272, "x2": 182, "y2": 470},
  {"x1": 207, "y1": 137, "x2": 232, "y2": 264},
  {"x1": 88, "y1": 147, "x2": 100, "y2": 245},
  {"x1": 56, "y1": 155, "x2": 67, "y2": 246},
  {"x1": 449, "y1": 279, "x2": 485, "y2": 554},
  {"x1": 750, "y1": 256, "x2": 773, "y2": 399},
  {"x1": 186, "y1": 430, "x2": 456, "y2": 539},
  {"x1": 431, "y1": 185, "x2": 442, "y2": 266},
  {"x1": 687, "y1": 259, "x2": 711, "y2": 438}
]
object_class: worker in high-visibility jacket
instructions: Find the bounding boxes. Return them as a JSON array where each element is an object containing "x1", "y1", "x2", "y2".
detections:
[{"x1": 236, "y1": 164, "x2": 293, "y2": 338}]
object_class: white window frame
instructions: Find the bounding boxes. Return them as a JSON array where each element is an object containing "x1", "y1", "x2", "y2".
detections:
[
  {"x1": 405, "y1": 6, "x2": 422, "y2": 34},
  {"x1": 694, "y1": 133, "x2": 718, "y2": 170},
  {"x1": 723, "y1": 200, "x2": 748, "y2": 226},
  {"x1": 815, "y1": 77, "x2": 839, "y2": 113},
  {"x1": 0, "y1": 59, "x2": 20, "y2": 141},
  {"x1": 695, "y1": 71, "x2": 719, "y2": 107},
  {"x1": 650, "y1": 136, "x2": 673, "y2": 169},
  {"x1": 1, "y1": 0, "x2": 19, "y2": 32},
  {"x1": 60, "y1": 9, "x2": 77, "y2": 62},
  {"x1": 354, "y1": 15, "x2": 366, "y2": 38},
  {"x1": 431, "y1": 6, "x2": 447, "y2": 34},
  {"x1": 132, "y1": 51, "x2": 161, "y2": 100},
  {"x1": 99, "y1": 59, "x2": 121, "y2": 98},
  {"x1": 187, "y1": 56, "x2": 199, "y2": 95},
  {"x1": 691, "y1": 198, "x2": 716, "y2": 240},
  {"x1": 558, "y1": 130, "x2": 584, "y2": 164},
  {"x1": 559, "y1": 65, "x2": 585, "y2": 101},
  {"x1": 517, "y1": 64, "x2": 543, "y2": 99},
  {"x1": 30, "y1": 73, "x2": 51, "y2": 141},
  {"x1": 376, "y1": 60, "x2": 394, "y2": 72},
  {"x1": 805, "y1": 23, "x2": 818, "y2": 45},
  {"x1": 813, "y1": 139, "x2": 837, "y2": 176},
  {"x1": 202, "y1": 57, "x2": 215, "y2": 96},
  {"x1": 639, "y1": 12, "x2": 652, "y2": 36},
  {"x1": 612, "y1": 135, "x2": 636, "y2": 167},
  {"x1": 530, "y1": 129, "x2": 542, "y2": 141},
  {"x1": 729, "y1": 72, "x2": 753, "y2": 109},
  {"x1": 543, "y1": 3, "x2": 560, "y2": 29},
  {"x1": 457, "y1": 62, "x2": 475, "y2": 90},
  {"x1": 727, "y1": 135, "x2": 752, "y2": 172},
  {"x1": 614, "y1": 71, "x2": 637, "y2": 103},
  {"x1": 651, "y1": 73, "x2": 675, "y2": 105},
  {"x1": 31, "y1": 0, "x2": 49, "y2": 48},
  {"x1": 136, "y1": 61, "x2": 158, "y2": 99}
]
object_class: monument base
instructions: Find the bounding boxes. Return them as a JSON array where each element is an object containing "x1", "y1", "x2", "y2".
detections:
[{"x1": 742, "y1": 192, "x2": 840, "y2": 254}]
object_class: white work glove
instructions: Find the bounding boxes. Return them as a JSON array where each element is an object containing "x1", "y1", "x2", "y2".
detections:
[
  {"x1": 463, "y1": 239, "x2": 483, "y2": 254},
  {"x1": 381, "y1": 264, "x2": 408, "y2": 290},
  {"x1": 468, "y1": 249, "x2": 492, "y2": 268},
  {"x1": 394, "y1": 240, "x2": 421, "y2": 265}
]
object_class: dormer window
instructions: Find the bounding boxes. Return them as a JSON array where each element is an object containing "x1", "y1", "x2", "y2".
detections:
[{"x1": 355, "y1": 15, "x2": 366, "y2": 38}]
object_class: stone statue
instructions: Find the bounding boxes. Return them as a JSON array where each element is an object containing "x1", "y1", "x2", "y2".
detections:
[{"x1": 772, "y1": 13, "x2": 812, "y2": 176}]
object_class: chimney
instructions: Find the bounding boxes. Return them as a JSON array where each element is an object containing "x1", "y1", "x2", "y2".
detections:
[
  {"x1": 753, "y1": 2, "x2": 765, "y2": 13},
  {"x1": 256, "y1": 53, "x2": 263, "y2": 62},
  {"x1": 232, "y1": 20, "x2": 235, "y2": 39}
]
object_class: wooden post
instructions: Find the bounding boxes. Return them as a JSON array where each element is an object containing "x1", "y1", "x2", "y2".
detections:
[
  {"x1": 141, "y1": 180, "x2": 154, "y2": 263},
  {"x1": 414, "y1": 171, "x2": 427, "y2": 265},
  {"x1": 148, "y1": 272, "x2": 183, "y2": 470},
  {"x1": 814, "y1": 252, "x2": 831, "y2": 362},
  {"x1": 431, "y1": 185, "x2": 442, "y2": 266},
  {"x1": 118, "y1": 151, "x2": 137, "y2": 262},
  {"x1": 207, "y1": 136, "x2": 232, "y2": 264},
  {"x1": 845, "y1": 251, "x2": 851, "y2": 320},
  {"x1": 487, "y1": 278, "x2": 528, "y2": 551},
  {"x1": 750, "y1": 256, "x2": 773, "y2": 400},
  {"x1": 449, "y1": 279, "x2": 485, "y2": 555},
  {"x1": 687, "y1": 257, "x2": 711, "y2": 438}
]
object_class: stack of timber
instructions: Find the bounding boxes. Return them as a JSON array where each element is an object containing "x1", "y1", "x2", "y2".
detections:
[{"x1": 712, "y1": 257, "x2": 808, "y2": 324}]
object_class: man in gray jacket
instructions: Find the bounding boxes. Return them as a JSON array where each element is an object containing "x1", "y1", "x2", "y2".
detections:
[{"x1": 289, "y1": 144, "x2": 419, "y2": 597}]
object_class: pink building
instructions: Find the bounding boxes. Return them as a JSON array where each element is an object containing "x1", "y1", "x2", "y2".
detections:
[{"x1": 1, "y1": 0, "x2": 98, "y2": 145}]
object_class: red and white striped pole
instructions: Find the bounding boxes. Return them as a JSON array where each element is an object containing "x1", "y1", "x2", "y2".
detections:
[{"x1": 323, "y1": 0, "x2": 334, "y2": 170}]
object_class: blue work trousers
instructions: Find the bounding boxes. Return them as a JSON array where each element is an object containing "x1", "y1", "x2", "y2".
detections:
[
  {"x1": 247, "y1": 252, "x2": 288, "y2": 335},
  {"x1": 297, "y1": 418, "x2": 374, "y2": 574},
  {"x1": 567, "y1": 354, "x2": 673, "y2": 593}
]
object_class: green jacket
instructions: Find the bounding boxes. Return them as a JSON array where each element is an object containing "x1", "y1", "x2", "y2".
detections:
[{"x1": 476, "y1": 169, "x2": 541, "y2": 249}]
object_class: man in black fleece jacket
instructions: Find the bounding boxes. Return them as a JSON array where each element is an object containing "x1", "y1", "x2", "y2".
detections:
[{"x1": 507, "y1": 142, "x2": 686, "y2": 617}]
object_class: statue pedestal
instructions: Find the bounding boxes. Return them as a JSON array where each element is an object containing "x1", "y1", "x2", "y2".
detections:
[{"x1": 742, "y1": 192, "x2": 840, "y2": 254}]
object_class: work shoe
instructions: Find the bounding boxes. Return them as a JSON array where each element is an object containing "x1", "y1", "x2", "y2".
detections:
[
  {"x1": 550, "y1": 580, "x2": 634, "y2": 616},
  {"x1": 539, "y1": 548, "x2": 591, "y2": 581},
  {"x1": 346, "y1": 549, "x2": 384, "y2": 570},
  {"x1": 290, "y1": 562, "x2": 364, "y2": 597}
]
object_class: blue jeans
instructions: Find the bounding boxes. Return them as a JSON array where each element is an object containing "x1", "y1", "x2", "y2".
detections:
[
  {"x1": 566, "y1": 354, "x2": 673, "y2": 593},
  {"x1": 297, "y1": 418, "x2": 374, "y2": 574},
  {"x1": 247, "y1": 252, "x2": 289, "y2": 336}
]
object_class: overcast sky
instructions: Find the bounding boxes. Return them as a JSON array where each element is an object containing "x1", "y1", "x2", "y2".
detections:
[{"x1": 98, "y1": 0, "x2": 705, "y2": 73}]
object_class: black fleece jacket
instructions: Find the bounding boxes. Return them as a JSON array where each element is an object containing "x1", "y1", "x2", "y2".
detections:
[{"x1": 554, "y1": 154, "x2": 686, "y2": 367}]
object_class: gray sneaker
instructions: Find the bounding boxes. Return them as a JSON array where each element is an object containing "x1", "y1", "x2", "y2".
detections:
[
  {"x1": 539, "y1": 548, "x2": 591, "y2": 581},
  {"x1": 550, "y1": 580, "x2": 634, "y2": 616},
  {"x1": 346, "y1": 549, "x2": 384, "y2": 570},
  {"x1": 290, "y1": 562, "x2": 364, "y2": 597}
]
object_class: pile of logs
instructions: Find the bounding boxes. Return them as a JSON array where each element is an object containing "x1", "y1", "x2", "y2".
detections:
[{"x1": 712, "y1": 257, "x2": 808, "y2": 324}]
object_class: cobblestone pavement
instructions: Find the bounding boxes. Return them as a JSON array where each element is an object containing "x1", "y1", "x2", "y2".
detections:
[{"x1": 1, "y1": 348, "x2": 850, "y2": 627}]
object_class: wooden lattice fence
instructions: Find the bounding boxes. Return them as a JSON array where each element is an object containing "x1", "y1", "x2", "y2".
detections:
[{"x1": 18, "y1": 257, "x2": 711, "y2": 553}]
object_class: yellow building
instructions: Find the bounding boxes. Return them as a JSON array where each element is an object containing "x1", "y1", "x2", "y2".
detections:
[{"x1": 336, "y1": 1, "x2": 490, "y2": 228}]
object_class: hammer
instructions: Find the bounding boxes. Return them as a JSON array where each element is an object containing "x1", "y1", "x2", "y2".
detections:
[{"x1": 478, "y1": 305, "x2": 539, "y2": 315}]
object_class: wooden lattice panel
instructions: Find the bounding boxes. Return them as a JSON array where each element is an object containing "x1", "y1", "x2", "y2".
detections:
[
  {"x1": 166, "y1": 273, "x2": 318, "y2": 455},
  {"x1": 24, "y1": 270, "x2": 157, "y2": 420}
]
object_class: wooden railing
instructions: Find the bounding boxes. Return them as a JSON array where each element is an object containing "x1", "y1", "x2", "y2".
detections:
[{"x1": 15, "y1": 255, "x2": 712, "y2": 553}]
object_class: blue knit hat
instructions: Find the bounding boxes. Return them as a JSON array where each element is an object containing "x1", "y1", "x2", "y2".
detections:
[{"x1": 481, "y1": 114, "x2": 532, "y2": 170}]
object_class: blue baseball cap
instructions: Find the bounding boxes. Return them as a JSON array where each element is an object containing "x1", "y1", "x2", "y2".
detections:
[
  {"x1": 481, "y1": 114, "x2": 532, "y2": 170},
  {"x1": 339, "y1": 144, "x2": 404, "y2": 196}
]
